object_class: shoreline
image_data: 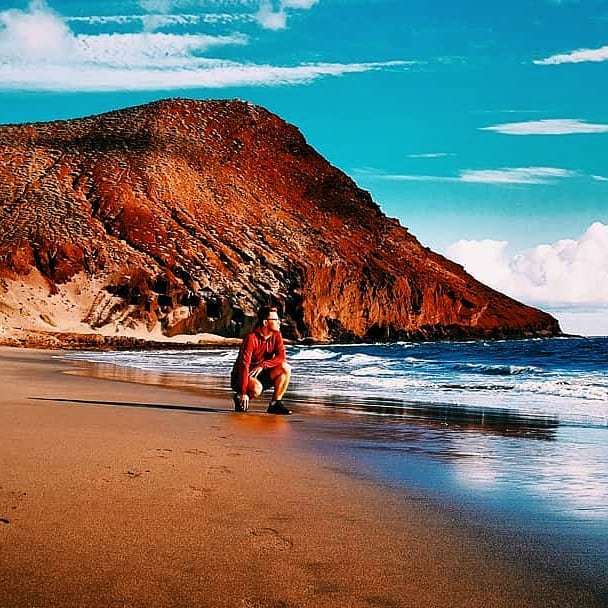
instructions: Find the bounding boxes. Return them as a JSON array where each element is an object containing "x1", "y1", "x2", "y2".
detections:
[
  {"x1": 0, "y1": 347, "x2": 604, "y2": 607},
  {"x1": 0, "y1": 328, "x2": 581, "y2": 352},
  {"x1": 0, "y1": 329, "x2": 243, "y2": 350}
]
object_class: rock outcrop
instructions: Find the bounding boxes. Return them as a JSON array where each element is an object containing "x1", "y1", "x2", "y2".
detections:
[{"x1": 0, "y1": 98, "x2": 560, "y2": 342}]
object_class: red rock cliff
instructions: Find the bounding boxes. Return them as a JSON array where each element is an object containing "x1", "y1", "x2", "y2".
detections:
[{"x1": 0, "y1": 98, "x2": 560, "y2": 342}]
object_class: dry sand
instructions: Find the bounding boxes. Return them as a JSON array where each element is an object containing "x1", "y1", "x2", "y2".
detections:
[
  {"x1": 0, "y1": 347, "x2": 601, "y2": 607},
  {"x1": 0, "y1": 269, "x2": 243, "y2": 349}
]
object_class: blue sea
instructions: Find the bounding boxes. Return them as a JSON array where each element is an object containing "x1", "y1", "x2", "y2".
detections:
[
  {"x1": 66, "y1": 336, "x2": 608, "y2": 425},
  {"x1": 65, "y1": 336, "x2": 608, "y2": 588}
]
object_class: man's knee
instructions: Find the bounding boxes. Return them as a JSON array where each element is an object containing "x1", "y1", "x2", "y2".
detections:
[
  {"x1": 281, "y1": 362, "x2": 292, "y2": 375},
  {"x1": 248, "y1": 378, "x2": 263, "y2": 398}
]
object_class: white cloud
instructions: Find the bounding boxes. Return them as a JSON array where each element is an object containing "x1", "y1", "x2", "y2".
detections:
[
  {"x1": 67, "y1": 14, "x2": 255, "y2": 30},
  {"x1": 139, "y1": 0, "x2": 175, "y2": 13},
  {"x1": 592, "y1": 175, "x2": 608, "y2": 182},
  {"x1": 475, "y1": 109, "x2": 542, "y2": 114},
  {"x1": 132, "y1": 0, "x2": 317, "y2": 31},
  {"x1": 534, "y1": 45, "x2": 608, "y2": 65},
  {"x1": 282, "y1": 0, "x2": 318, "y2": 7},
  {"x1": 445, "y1": 222, "x2": 608, "y2": 335},
  {"x1": 481, "y1": 119, "x2": 608, "y2": 135},
  {"x1": 255, "y1": 0, "x2": 318, "y2": 31},
  {"x1": 0, "y1": 1, "x2": 249, "y2": 67},
  {"x1": 460, "y1": 167, "x2": 575, "y2": 184},
  {"x1": 362, "y1": 166, "x2": 575, "y2": 185},
  {"x1": 134, "y1": 0, "x2": 259, "y2": 8},
  {"x1": 73, "y1": 33, "x2": 249, "y2": 67},
  {"x1": 0, "y1": 1, "x2": 411, "y2": 91},
  {"x1": 407, "y1": 152, "x2": 452, "y2": 159},
  {"x1": 543, "y1": 307, "x2": 608, "y2": 336},
  {"x1": 0, "y1": 59, "x2": 409, "y2": 91},
  {"x1": 372, "y1": 173, "x2": 458, "y2": 182},
  {"x1": 256, "y1": 1, "x2": 286, "y2": 30},
  {"x1": 0, "y1": 0, "x2": 73, "y2": 61}
]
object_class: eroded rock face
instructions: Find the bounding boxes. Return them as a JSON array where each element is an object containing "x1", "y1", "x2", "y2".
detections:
[{"x1": 0, "y1": 98, "x2": 560, "y2": 341}]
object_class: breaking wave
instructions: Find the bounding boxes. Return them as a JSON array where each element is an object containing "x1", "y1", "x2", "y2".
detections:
[
  {"x1": 453, "y1": 363, "x2": 543, "y2": 375},
  {"x1": 290, "y1": 348, "x2": 339, "y2": 360},
  {"x1": 63, "y1": 336, "x2": 608, "y2": 425}
]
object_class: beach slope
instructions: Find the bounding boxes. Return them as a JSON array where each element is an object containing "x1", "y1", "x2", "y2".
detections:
[{"x1": 0, "y1": 347, "x2": 597, "y2": 607}]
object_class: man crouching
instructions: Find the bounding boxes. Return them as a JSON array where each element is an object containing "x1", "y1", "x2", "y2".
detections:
[{"x1": 230, "y1": 306, "x2": 292, "y2": 414}]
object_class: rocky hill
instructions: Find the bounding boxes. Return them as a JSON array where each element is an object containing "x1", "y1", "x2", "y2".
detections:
[{"x1": 0, "y1": 98, "x2": 560, "y2": 344}]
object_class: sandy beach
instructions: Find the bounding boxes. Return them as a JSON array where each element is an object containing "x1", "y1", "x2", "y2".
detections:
[{"x1": 0, "y1": 347, "x2": 602, "y2": 608}]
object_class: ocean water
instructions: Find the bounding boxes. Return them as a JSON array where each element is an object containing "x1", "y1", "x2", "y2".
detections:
[
  {"x1": 64, "y1": 336, "x2": 608, "y2": 583},
  {"x1": 65, "y1": 336, "x2": 608, "y2": 427}
]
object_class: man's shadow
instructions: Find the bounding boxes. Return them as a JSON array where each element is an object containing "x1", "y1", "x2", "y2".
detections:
[{"x1": 29, "y1": 396, "x2": 232, "y2": 414}]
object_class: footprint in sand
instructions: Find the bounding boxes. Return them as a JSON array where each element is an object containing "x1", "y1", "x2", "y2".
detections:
[
  {"x1": 314, "y1": 581, "x2": 342, "y2": 595},
  {"x1": 248, "y1": 527, "x2": 293, "y2": 551},
  {"x1": 187, "y1": 485, "x2": 212, "y2": 499},
  {"x1": 365, "y1": 595, "x2": 402, "y2": 608},
  {"x1": 126, "y1": 468, "x2": 147, "y2": 478},
  {"x1": 184, "y1": 448, "x2": 208, "y2": 456},
  {"x1": 270, "y1": 513, "x2": 293, "y2": 524},
  {"x1": 207, "y1": 465, "x2": 233, "y2": 476},
  {"x1": 303, "y1": 562, "x2": 343, "y2": 597},
  {"x1": 150, "y1": 448, "x2": 172, "y2": 459},
  {"x1": 2, "y1": 490, "x2": 28, "y2": 512},
  {"x1": 242, "y1": 599, "x2": 291, "y2": 608},
  {"x1": 233, "y1": 446, "x2": 268, "y2": 455}
]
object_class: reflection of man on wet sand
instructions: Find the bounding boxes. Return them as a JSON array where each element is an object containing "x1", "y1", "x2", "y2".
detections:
[{"x1": 230, "y1": 306, "x2": 292, "y2": 414}]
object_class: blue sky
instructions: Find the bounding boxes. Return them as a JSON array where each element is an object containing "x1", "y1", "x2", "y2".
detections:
[{"x1": 0, "y1": 0, "x2": 607, "y2": 334}]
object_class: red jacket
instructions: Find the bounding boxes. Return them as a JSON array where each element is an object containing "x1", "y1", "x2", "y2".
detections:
[{"x1": 231, "y1": 329, "x2": 286, "y2": 395}]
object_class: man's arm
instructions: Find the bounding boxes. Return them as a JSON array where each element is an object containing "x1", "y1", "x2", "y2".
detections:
[
  {"x1": 260, "y1": 333, "x2": 286, "y2": 369},
  {"x1": 237, "y1": 334, "x2": 255, "y2": 395}
]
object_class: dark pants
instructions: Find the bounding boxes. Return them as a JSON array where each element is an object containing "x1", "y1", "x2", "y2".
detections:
[{"x1": 231, "y1": 368, "x2": 273, "y2": 393}]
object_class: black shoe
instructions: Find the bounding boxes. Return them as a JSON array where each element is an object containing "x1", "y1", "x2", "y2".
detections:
[
  {"x1": 267, "y1": 400, "x2": 291, "y2": 415},
  {"x1": 233, "y1": 394, "x2": 247, "y2": 412}
]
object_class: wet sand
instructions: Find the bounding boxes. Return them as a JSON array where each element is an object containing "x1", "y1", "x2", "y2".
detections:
[{"x1": 0, "y1": 347, "x2": 601, "y2": 607}]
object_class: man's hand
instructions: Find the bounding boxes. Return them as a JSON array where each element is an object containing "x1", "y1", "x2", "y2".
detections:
[
  {"x1": 240, "y1": 394, "x2": 250, "y2": 411},
  {"x1": 249, "y1": 367, "x2": 263, "y2": 379}
]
